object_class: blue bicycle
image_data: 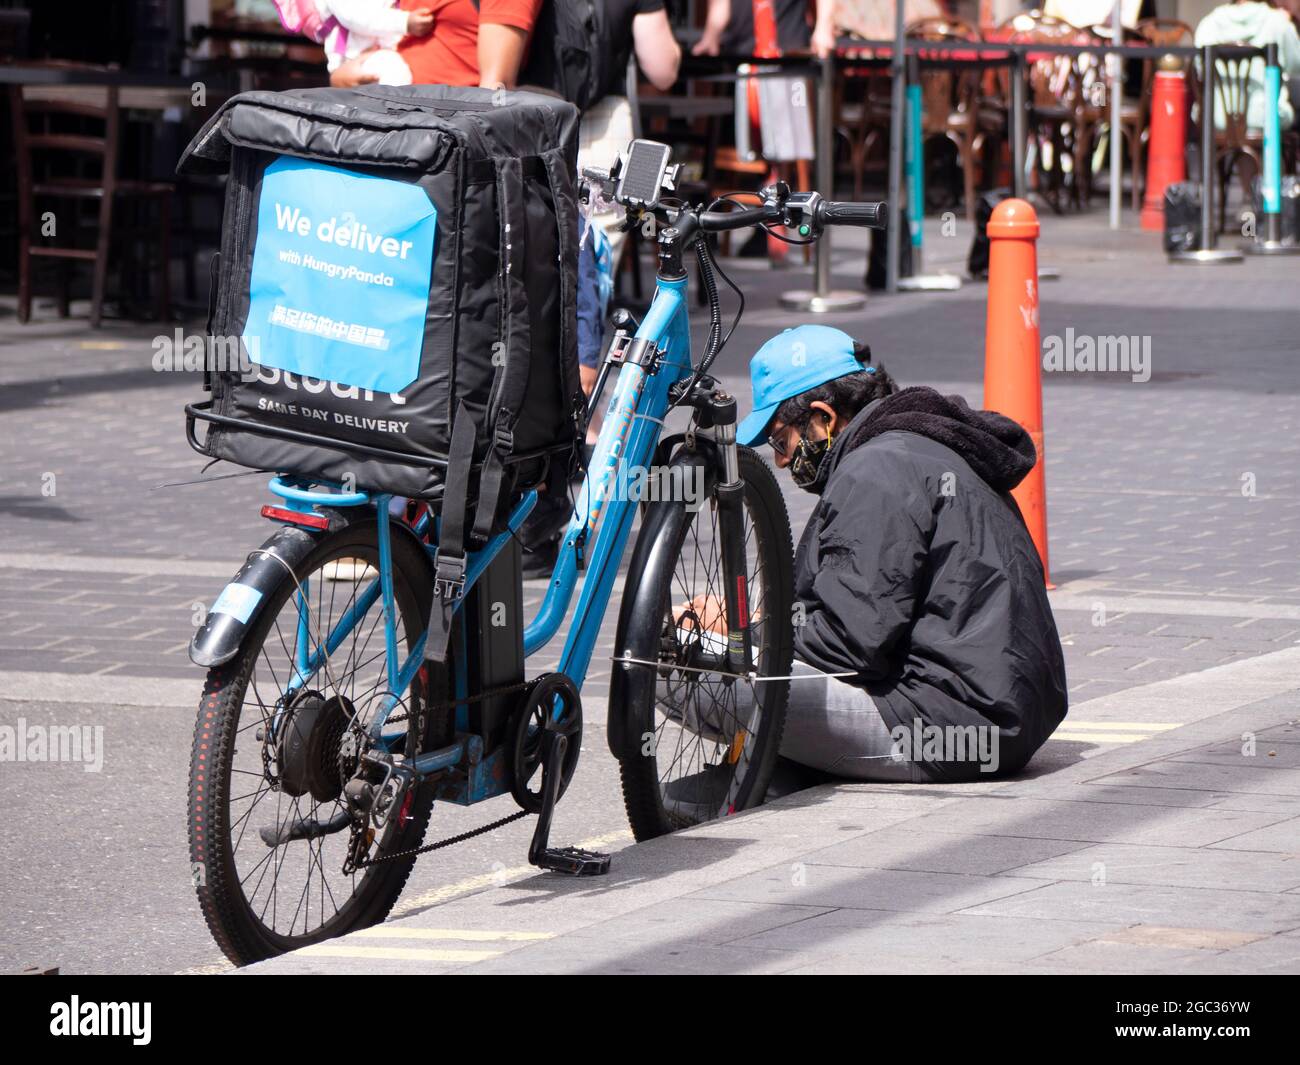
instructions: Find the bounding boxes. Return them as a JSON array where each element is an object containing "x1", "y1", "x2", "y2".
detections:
[{"x1": 185, "y1": 139, "x2": 887, "y2": 964}]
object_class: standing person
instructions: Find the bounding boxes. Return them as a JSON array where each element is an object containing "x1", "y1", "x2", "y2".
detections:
[
  {"x1": 328, "y1": 0, "x2": 544, "y2": 88},
  {"x1": 517, "y1": 2, "x2": 683, "y2": 579},
  {"x1": 694, "y1": 0, "x2": 835, "y2": 57},
  {"x1": 693, "y1": 0, "x2": 836, "y2": 261},
  {"x1": 576, "y1": 2, "x2": 682, "y2": 400}
]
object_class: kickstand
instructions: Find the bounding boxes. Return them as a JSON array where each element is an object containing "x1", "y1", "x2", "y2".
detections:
[{"x1": 528, "y1": 728, "x2": 611, "y2": 876}]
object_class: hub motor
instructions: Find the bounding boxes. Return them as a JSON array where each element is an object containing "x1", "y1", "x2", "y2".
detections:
[{"x1": 276, "y1": 691, "x2": 354, "y2": 803}]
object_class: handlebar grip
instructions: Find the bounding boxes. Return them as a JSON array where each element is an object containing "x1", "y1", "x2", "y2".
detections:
[{"x1": 817, "y1": 200, "x2": 888, "y2": 229}]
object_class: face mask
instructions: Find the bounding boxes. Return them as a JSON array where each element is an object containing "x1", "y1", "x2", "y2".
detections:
[{"x1": 789, "y1": 427, "x2": 834, "y2": 493}]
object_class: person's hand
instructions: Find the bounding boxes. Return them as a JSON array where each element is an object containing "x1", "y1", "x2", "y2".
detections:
[
  {"x1": 692, "y1": 28, "x2": 722, "y2": 57},
  {"x1": 811, "y1": 22, "x2": 836, "y2": 59},
  {"x1": 330, "y1": 55, "x2": 379, "y2": 87},
  {"x1": 406, "y1": 8, "x2": 435, "y2": 37},
  {"x1": 678, "y1": 594, "x2": 727, "y2": 635}
]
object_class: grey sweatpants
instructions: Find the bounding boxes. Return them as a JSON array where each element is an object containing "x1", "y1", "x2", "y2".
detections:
[{"x1": 748, "y1": 661, "x2": 926, "y2": 782}]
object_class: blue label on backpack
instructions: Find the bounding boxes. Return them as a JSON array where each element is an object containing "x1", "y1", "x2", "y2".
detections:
[{"x1": 244, "y1": 157, "x2": 437, "y2": 394}]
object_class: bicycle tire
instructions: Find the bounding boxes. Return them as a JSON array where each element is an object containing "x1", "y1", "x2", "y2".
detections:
[
  {"x1": 616, "y1": 446, "x2": 794, "y2": 840},
  {"x1": 187, "y1": 521, "x2": 451, "y2": 966}
]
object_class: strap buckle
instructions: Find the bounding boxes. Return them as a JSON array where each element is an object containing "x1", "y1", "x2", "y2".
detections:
[
  {"x1": 433, "y1": 551, "x2": 467, "y2": 601},
  {"x1": 493, "y1": 421, "x2": 514, "y2": 454}
]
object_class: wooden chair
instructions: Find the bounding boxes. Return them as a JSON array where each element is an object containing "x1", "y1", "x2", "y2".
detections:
[
  {"x1": 997, "y1": 13, "x2": 1091, "y2": 213},
  {"x1": 907, "y1": 16, "x2": 1004, "y2": 220},
  {"x1": 1074, "y1": 23, "x2": 1149, "y2": 210},
  {"x1": 836, "y1": 45, "x2": 894, "y2": 200},
  {"x1": 1208, "y1": 44, "x2": 1263, "y2": 232},
  {"x1": 10, "y1": 68, "x2": 173, "y2": 326}
]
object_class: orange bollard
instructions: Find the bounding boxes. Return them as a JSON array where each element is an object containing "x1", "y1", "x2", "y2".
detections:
[
  {"x1": 983, "y1": 198, "x2": 1051, "y2": 586},
  {"x1": 1141, "y1": 56, "x2": 1189, "y2": 231}
]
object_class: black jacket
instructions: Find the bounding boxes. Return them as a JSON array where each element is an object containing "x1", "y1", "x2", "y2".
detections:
[{"x1": 793, "y1": 387, "x2": 1068, "y2": 781}]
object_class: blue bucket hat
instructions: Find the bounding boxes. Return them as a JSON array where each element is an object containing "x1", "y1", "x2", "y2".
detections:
[{"x1": 736, "y1": 325, "x2": 873, "y2": 447}]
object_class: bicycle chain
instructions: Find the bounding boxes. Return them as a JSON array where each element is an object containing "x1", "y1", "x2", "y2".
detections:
[
  {"x1": 344, "y1": 678, "x2": 539, "y2": 870},
  {"x1": 353, "y1": 809, "x2": 531, "y2": 869}
]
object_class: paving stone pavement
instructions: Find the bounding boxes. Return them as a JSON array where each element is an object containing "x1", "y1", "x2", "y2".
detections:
[
  {"x1": 1, "y1": 210, "x2": 1297, "y2": 974},
  {"x1": 245, "y1": 673, "x2": 1300, "y2": 975},
  {"x1": 1, "y1": 211, "x2": 1297, "y2": 686}
]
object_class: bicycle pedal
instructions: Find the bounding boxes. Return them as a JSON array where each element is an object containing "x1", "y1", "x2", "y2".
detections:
[{"x1": 533, "y1": 846, "x2": 611, "y2": 876}]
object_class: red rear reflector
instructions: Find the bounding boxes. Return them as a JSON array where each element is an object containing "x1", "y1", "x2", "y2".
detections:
[
  {"x1": 261, "y1": 505, "x2": 329, "y2": 530},
  {"x1": 735, "y1": 575, "x2": 749, "y2": 628}
]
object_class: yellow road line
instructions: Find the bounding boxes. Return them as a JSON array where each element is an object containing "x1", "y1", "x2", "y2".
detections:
[
  {"x1": 1063, "y1": 721, "x2": 1180, "y2": 731},
  {"x1": 296, "y1": 944, "x2": 501, "y2": 963},
  {"x1": 347, "y1": 927, "x2": 553, "y2": 942},
  {"x1": 1053, "y1": 731, "x2": 1145, "y2": 744},
  {"x1": 389, "y1": 828, "x2": 633, "y2": 918}
]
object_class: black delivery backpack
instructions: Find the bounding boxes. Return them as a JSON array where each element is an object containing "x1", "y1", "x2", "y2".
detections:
[{"x1": 178, "y1": 85, "x2": 584, "y2": 571}]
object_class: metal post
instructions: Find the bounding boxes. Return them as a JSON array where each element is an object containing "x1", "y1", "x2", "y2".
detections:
[
  {"x1": 814, "y1": 55, "x2": 833, "y2": 296},
  {"x1": 1170, "y1": 44, "x2": 1242, "y2": 263},
  {"x1": 1011, "y1": 50, "x2": 1027, "y2": 200},
  {"x1": 885, "y1": 4, "x2": 907, "y2": 293},
  {"x1": 1109, "y1": 2, "x2": 1122, "y2": 228},
  {"x1": 781, "y1": 54, "x2": 867, "y2": 311},
  {"x1": 898, "y1": 52, "x2": 961, "y2": 290},
  {"x1": 1246, "y1": 41, "x2": 1300, "y2": 254}
]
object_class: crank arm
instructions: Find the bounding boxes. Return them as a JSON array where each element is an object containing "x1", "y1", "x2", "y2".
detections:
[
  {"x1": 528, "y1": 728, "x2": 611, "y2": 876},
  {"x1": 259, "y1": 808, "x2": 351, "y2": 847}
]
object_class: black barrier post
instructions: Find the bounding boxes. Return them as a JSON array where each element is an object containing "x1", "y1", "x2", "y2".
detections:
[
  {"x1": 1011, "y1": 50, "x2": 1027, "y2": 201},
  {"x1": 781, "y1": 54, "x2": 867, "y2": 311},
  {"x1": 885, "y1": 7, "x2": 907, "y2": 293},
  {"x1": 1171, "y1": 44, "x2": 1243, "y2": 262}
]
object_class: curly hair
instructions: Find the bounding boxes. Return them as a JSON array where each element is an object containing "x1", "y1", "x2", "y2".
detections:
[{"x1": 773, "y1": 344, "x2": 898, "y2": 432}]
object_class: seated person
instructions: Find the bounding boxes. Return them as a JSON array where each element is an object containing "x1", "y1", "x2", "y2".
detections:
[
  {"x1": 698, "y1": 325, "x2": 1068, "y2": 786},
  {"x1": 1196, "y1": 0, "x2": 1300, "y2": 130}
]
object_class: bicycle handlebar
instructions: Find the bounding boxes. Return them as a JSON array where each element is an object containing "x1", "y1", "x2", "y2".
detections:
[
  {"x1": 696, "y1": 205, "x2": 778, "y2": 232},
  {"x1": 816, "y1": 200, "x2": 888, "y2": 229},
  {"x1": 694, "y1": 196, "x2": 889, "y2": 235}
]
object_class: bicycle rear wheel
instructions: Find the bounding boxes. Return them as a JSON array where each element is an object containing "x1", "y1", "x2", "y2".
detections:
[
  {"x1": 616, "y1": 446, "x2": 794, "y2": 840},
  {"x1": 187, "y1": 521, "x2": 450, "y2": 965}
]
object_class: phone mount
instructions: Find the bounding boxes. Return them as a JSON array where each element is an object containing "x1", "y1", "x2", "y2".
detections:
[{"x1": 581, "y1": 140, "x2": 680, "y2": 213}]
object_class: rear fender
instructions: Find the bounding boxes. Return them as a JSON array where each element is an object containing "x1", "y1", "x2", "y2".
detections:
[{"x1": 189, "y1": 515, "x2": 432, "y2": 669}]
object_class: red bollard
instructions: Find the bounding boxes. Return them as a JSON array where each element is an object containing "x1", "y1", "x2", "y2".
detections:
[
  {"x1": 983, "y1": 198, "x2": 1051, "y2": 586},
  {"x1": 1141, "y1": 56, "x2": 1189, "y2": 232}
]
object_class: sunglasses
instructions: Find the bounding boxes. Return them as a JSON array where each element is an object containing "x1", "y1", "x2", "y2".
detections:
[{"x1": 766, "y1": 424, "x2": 795, "y2": 458}]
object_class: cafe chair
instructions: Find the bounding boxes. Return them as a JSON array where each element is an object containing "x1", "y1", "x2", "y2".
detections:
[
  {"x1": 907, "y1": 16, "x2": 1004, "y2": 221},
  {"x1": 9, "y1": 68, "x2": 174, "y2": 327},
  {"x1": 1203, "y1": 44, "x2": 1292, "y2": 232},
  {"x1": 998, "y1": 13, "x2": 1091, "y2": 214}
]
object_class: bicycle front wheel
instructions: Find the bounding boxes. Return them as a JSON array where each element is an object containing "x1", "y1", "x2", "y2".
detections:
[{"x1": 616, "y1": 445, "x2": 794, "y2": 840}]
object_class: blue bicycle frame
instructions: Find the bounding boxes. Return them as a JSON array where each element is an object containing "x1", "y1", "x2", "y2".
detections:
[{"x1": 270, "y1": 273, "x2": 695, "y2": 787}]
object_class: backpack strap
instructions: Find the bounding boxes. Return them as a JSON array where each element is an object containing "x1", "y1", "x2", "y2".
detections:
[
  {"x1": 470, "y1": 155, "x2": 533, "y2": 543},
  {"x1": 540, "y1": 148, "x2": 583, "y2": 420},
  {"x1": 425, "y1": 400, "x2": 477, "y2": 664}
]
